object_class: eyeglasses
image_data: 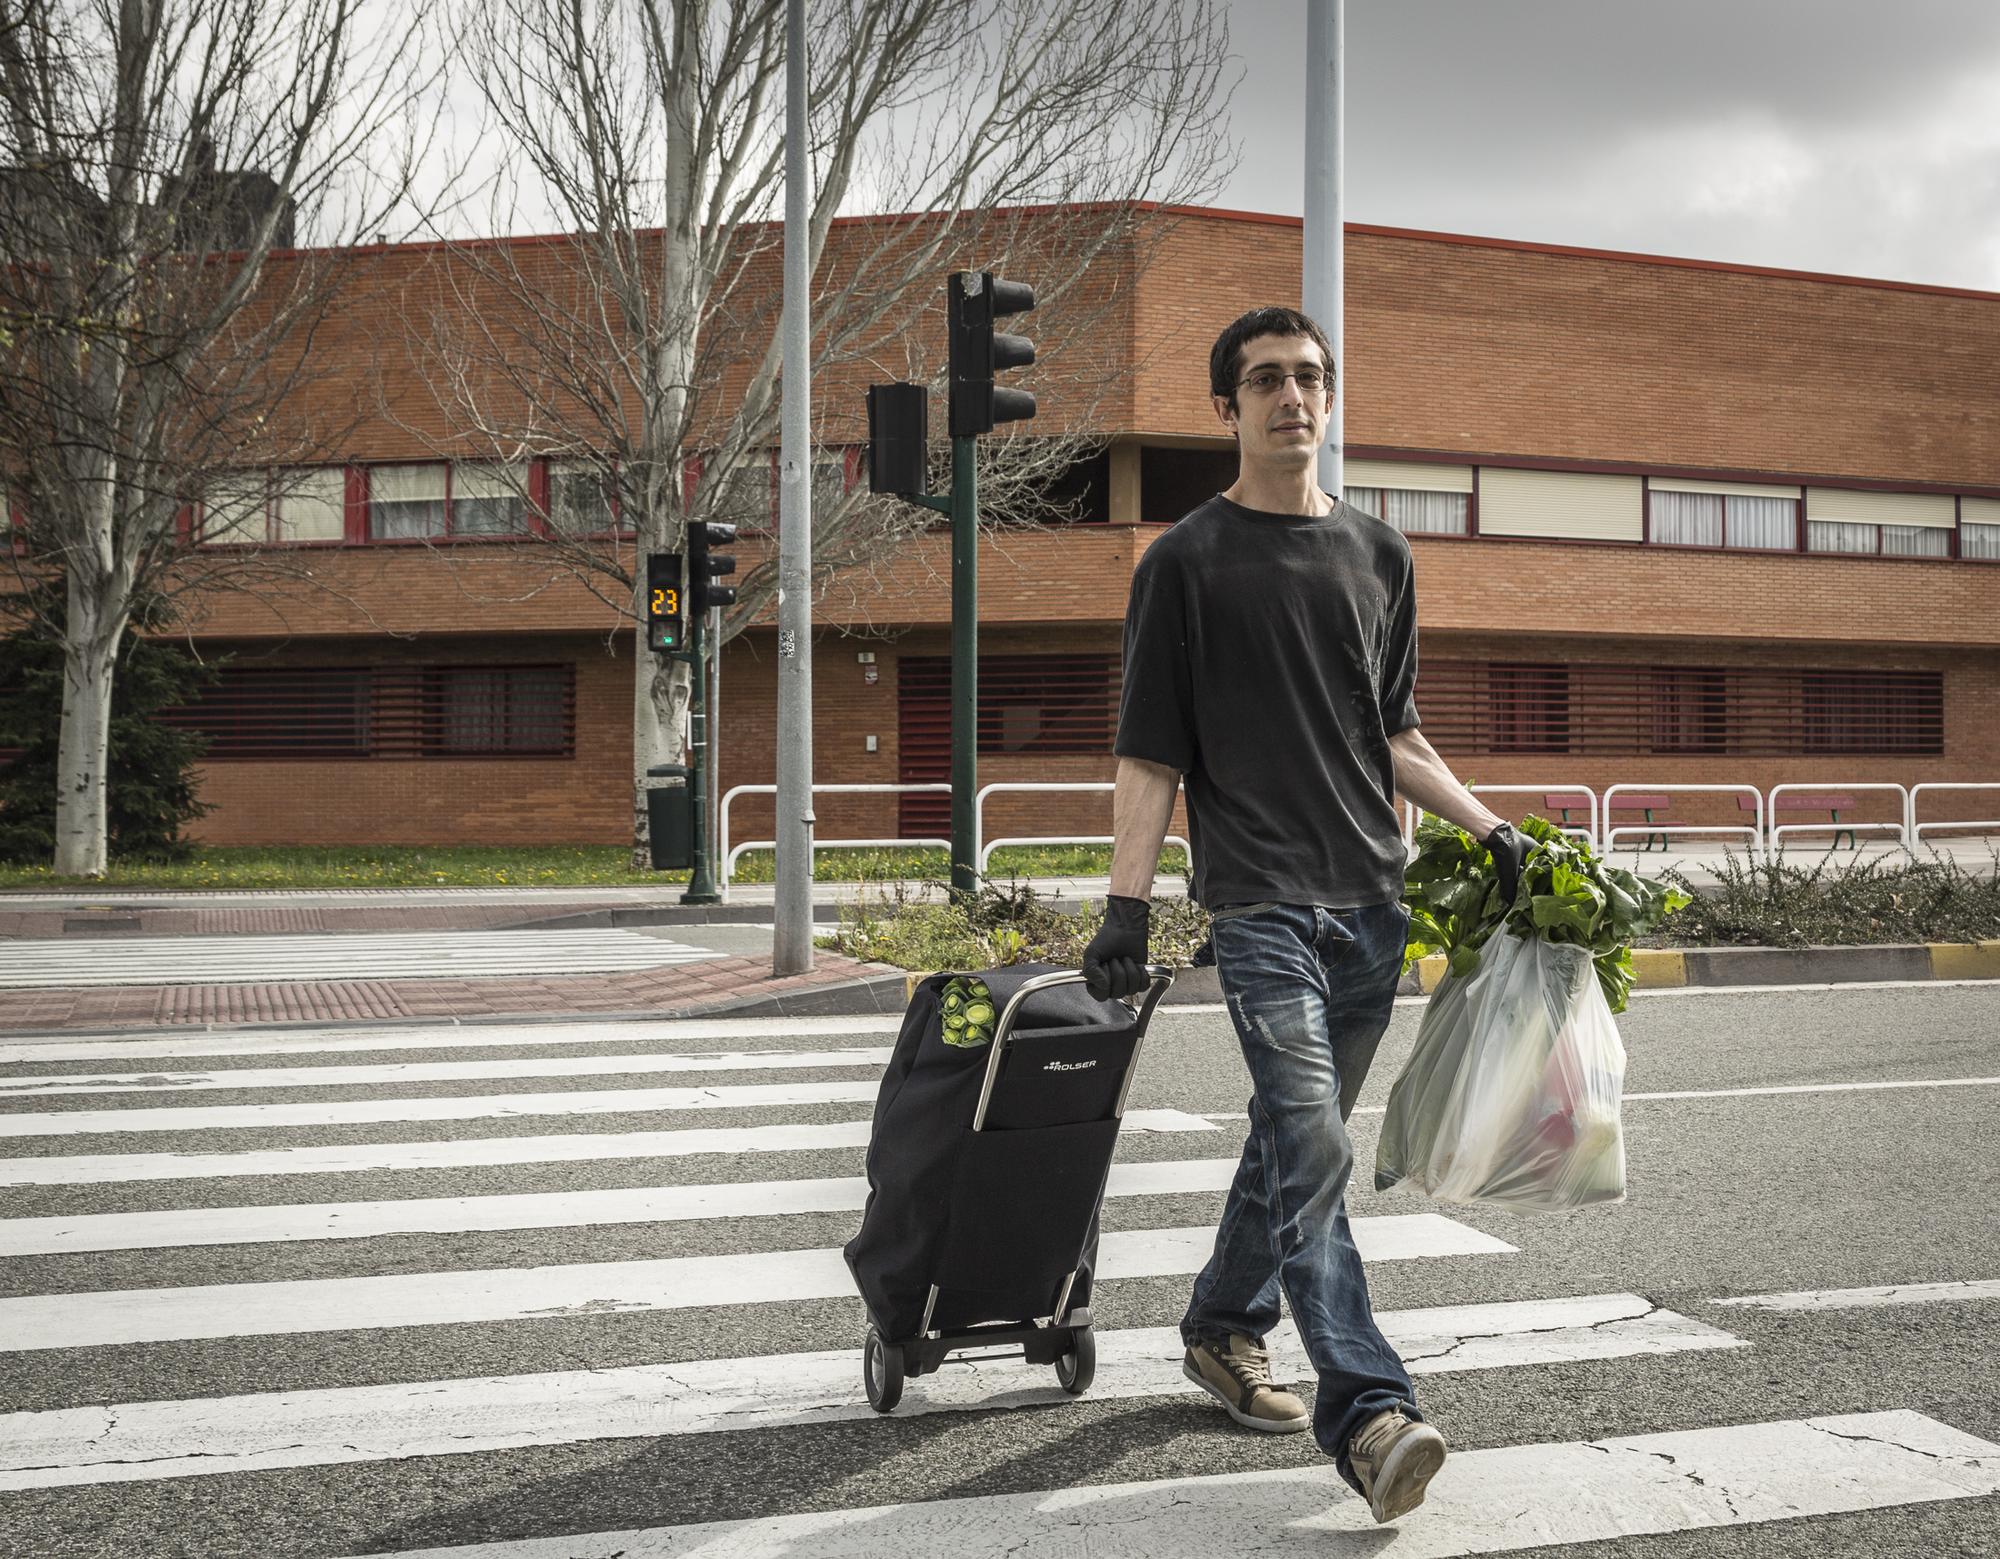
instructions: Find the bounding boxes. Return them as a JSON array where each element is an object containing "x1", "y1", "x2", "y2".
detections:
[{"x1": 1236, "y1": 367, "x2": 1330, "y2": 395}]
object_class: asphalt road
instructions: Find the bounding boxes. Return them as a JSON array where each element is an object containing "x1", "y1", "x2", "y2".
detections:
[{"x1": 0, "y1": 982, "x2": 1995, "y2": 1557}]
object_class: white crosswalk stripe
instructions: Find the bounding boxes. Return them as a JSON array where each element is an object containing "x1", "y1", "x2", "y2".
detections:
[
  {"x1": 328, "y1": 1411, "x2": 2000, "y2": 1559},
  {"x1": 0, "y1": 1109, "x2": 1220, "y2": 1186},
  {"x1": 0, "y1": 1295, "x2": 1744, "y2": 1491},
  {"x1": 0, "y1": 1217, "x2": 1512, "y2": 1350},
  {"x1": 2, "y1": 1001, "x2": 1988, "y2": 1558},
  {"x1": 0, "y1": 1157, "x2": 1252, "y2": 1253},
  {"x1": 0, "y1": 1077, "x2": 888, "y2": 1135},
  {"x1": 0, "y1": 1014, "x2": 906, "y2": 1064},
  {"x1": 1711, "y1": 1278, "x2": 2000, "y2": 1312},
  {"x1": 0, "y1": 929, "x2": 720, "y2": 987},
  {"x1": 0, "y1": 1046, "x2": 897, "y2": 1096}
]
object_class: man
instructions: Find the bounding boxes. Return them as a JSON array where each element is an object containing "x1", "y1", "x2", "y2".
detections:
[{"x1": 1082, "y1": 305, "x2": 1527, "y2": 1525}]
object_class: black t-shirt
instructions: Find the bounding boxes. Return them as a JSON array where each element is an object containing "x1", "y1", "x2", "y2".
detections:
[{"x1": 1114, "y1": 494, "x2": 1420, "y2": 909}]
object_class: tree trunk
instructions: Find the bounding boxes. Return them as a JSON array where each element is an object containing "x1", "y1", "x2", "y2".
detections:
[
  {"x1": 53, "y1": 612, "x2": 121, "y2": 879},
  {"x1": 629, "y1": 612, "x2": 691, "y2": 868}
]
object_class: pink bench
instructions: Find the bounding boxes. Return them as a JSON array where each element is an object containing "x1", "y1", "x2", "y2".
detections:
[{"x1": 1741, "y1": 792, "x2": 1858, "y2": 849}]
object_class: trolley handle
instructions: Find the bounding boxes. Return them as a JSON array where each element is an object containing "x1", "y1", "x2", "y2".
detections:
[
  {"x1": 990, "y1": 965, "x2": 1173, "y2": 1038},
  {"x1": 971, "y1": 965, "x2": 1174, "y2": 1132}
]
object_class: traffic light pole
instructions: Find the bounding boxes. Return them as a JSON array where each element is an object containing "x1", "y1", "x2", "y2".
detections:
[
  {"x1": 679, "y1": 616, "x2": 721, "y2": 904},
  {"x1": 870, "y1": 268, "x2": 1035, "y2": 899},
  {"x1": 949, "y1": 434, "x2": 978, "y2": 896}
]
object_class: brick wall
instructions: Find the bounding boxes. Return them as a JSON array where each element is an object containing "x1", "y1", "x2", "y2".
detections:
[
  {"x1": 166, "y1": 207, "x2": 2000, "y2": 848},
  {"x1": 1135, "y1": 213, "x2": 2000, "y2": 488},
  {"x1": 186, "y1": 635, "x2": 632, "y2": 846},
  {"x1": 1413, "y1": 630, "x2": 1997, "y2": 835},
  {"x1": 183, "y1": 608, "x2": 1995, "y2": 848}
]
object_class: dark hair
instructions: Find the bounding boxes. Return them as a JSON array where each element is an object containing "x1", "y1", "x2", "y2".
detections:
[{"x1": 1208, "y1": 307, "x2": 1334, "y2": 408}]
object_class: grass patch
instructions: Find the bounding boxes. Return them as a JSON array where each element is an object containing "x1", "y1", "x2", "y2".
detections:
[
  {"x1": 0, "y1": 846, "x2": 666, "y2": 890},
  {"x1": 0, "y1": 842, "x2": 1186, "y2": 891},
  {"x1": 1657, "y1": 851, "x2": 2000, "y2": 949},
  {"x1": 725, "y1": 844, "x2": 1186, "y2": 885}
]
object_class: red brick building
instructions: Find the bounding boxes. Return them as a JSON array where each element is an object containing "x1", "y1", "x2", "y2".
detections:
[{"x1": 165, "y1": 208, "x2": 2000, "y2": 859}]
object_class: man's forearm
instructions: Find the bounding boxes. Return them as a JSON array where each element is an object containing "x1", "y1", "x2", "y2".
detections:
[
  {"x1": 1108, "y1": 755, "x2": 1180, "y2": 901},
  {"x1": 1388, "y1": 727, "x2": 1506, "y2": 839}
]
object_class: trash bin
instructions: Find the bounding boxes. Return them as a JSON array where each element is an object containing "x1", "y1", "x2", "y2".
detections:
[{"x1": 645, "y1": 764, "x2": 693, "y2": 871}]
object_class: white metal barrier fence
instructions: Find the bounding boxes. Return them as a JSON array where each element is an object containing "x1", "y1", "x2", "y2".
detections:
[
  {"x1": 720, "y1": 777, "x2": 1997, "y2": 883},
  {"x1": 1403, "y1": 784, "x2": 1600, "y2": 849},
  {"x1": 1767, "y1": 782, "x2": 1910, "y2": 848},
  {"x1": 973, "y1": 782, "x2": 1189, "y2": 874},
  {"x1": 1910, "y1": 783, "x2": 2000, "y2": 846},
  {"x1": 718, "y1": 783, "x2": 951, "y2": 891},
  {"x1": 1603, "y1": 784, "x2": 1764, "y2": 852}
]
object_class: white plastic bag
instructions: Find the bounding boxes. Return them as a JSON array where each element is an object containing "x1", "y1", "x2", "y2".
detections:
[{"x1": 1374, "y1": 932, "x2": 1626, "y2": 1213}]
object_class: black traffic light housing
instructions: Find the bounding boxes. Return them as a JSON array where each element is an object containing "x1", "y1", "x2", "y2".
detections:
[
  {"x1": 688, "y1": 520, "x2": 738, "y2": 614},
  {"x1": 645, "y1": 552, "x2": 685, "y2": 653},
  {"x1": 948, "y1": 271, "x2": 1036, "y2": 439},
  {"x1": 867, "y1": 382, "x2": 930, "y2": 496}
]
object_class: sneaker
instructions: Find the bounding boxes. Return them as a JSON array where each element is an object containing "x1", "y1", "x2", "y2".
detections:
[
  {"x1": 1181, "y1": 1335, "x2": 1309, "y2": 1433},
  {"x1": 1347, "y1": 1407, "x2": 1447, "y2": 1523}
]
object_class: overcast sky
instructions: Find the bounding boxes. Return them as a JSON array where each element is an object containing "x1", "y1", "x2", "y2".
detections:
[
  {"x1": 1216, "y1": 0, "x2": 2000, "y2": 290},
  {"x1": 424, "y1": 2, "x2": 2000, "y2": 293}
]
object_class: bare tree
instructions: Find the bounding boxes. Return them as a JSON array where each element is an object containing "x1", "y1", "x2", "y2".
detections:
[
  {"x1": 0, "y1": 0, "x2": 440, "y2": 875},
  {"x1": 415, "y1": 0, "x2": 1235, "y2": 855}
]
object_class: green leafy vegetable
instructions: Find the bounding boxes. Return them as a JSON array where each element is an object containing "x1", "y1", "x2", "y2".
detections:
[{"x1": 1403, "y1": 814, "x2": 1690, "y2": 1013}]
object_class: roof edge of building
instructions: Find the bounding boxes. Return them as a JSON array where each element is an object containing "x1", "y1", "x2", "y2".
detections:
[
  {"x1": 256, "y1": 201, "x2": 2000, "y2": 310},
  {"x1": 1147, "y1": 202, "x2": 2000, "y2": 305}
]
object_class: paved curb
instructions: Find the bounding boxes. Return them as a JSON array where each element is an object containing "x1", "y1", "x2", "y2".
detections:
[
  {"x1": 1404, "y1": 942, "x2": 2000, "y2": 995},
  {"x1": 501, "y1": 905, "x2": 844, "y2": 931},
  {"x1": 4, "y1": 943, "x2": 1989, "y2": 1039},
  {"x1": 681, "y1": 971, "x2": 913, "y2": 1020},
  {"x1": 682, "y1": 940, "x2": 2000, "y2": 1019}
]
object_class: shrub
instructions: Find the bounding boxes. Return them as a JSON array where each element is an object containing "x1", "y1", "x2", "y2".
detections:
[
  {"x1": 1661, "y1": 851, "x2": 2000, "y2": 949},
  {"x1": 822, "y1": 875, "x2": 1214, "y2": 971},
  {"x1": 0, "y1": 612, "x2": 216, "y2": 863}
]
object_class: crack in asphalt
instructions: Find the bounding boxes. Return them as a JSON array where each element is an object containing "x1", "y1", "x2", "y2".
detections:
[
  {"x1": 6, "y1": 1441, "x2": 315, "y2": 1474},
  {"x1": 1399, "y1": 1299, "x2": 1662, "y2": 1363},
  {"x1": 2, "y1": 1073, "x2": 211, "y2": 1092},
  {"x1": 519, "y1": 1297, "x2": 652, "y2": 1316},
  {"x1": 1804, "y1": 1419, "x2": 1988, "y2": 1469},
  {"x1": 1626, "y1": 1446, "x2": 1741, "y2": 1518}
]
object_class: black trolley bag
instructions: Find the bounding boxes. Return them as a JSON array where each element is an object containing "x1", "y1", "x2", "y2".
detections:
[{"x1": 843, "y1": 960, "x2": 1173, "y2": 1411}]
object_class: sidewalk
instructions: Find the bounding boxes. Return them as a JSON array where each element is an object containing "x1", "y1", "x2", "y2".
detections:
[
  {"x1": 4, "y1": 834, "x2": 1992, "y2": 934},
  {"x1": 0, "y1": 945, "x2": 906, "y2": 1034},
  {"x1": 0, "y1": 839, "x2": 1991, "y2": 1035}
]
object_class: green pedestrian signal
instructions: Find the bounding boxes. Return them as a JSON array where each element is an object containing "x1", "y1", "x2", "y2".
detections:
[{"x1": 645, "y1": 552, "x2": 685, "y2": 654}]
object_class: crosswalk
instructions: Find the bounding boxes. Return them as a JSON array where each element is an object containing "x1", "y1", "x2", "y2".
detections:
[
  {"x1": 0, "y1": 928, "x2": 722, "y2": 986},
  {"x1": 2, "y1": 1007, "x2": 1994, "y2": 1556}
]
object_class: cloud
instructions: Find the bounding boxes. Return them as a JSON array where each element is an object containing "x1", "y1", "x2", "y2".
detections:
[{"x1": 1220, "y1": 0, "x2": 2000, "y2": 288}]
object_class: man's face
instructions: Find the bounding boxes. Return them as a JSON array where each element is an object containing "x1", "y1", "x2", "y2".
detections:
[{"x1": 1212, "y1": 334, "x2": 1333, "y2": 468}]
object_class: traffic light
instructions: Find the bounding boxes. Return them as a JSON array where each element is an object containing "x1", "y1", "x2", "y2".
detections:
[
  {"x1": 868, "y1": 382, "x2": 930, "y2": 495},
  {"x1": 688, "y1": 519, "x2": 738, "y2": 613},
  {"x1": 644, "y1": 552, "x2": 685, "y2": 653},
  {"x1": 947, "y1": 271, "x2": 1036, "y2": 439}
]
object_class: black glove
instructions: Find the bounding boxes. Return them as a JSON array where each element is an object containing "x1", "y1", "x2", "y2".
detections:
[
  {"x1": 1484, "y1": 822, "x2": 1530, "y2": 909},
  {"x1": 1082, "y1": 895, "x2": 1151, "y2": 1001}
]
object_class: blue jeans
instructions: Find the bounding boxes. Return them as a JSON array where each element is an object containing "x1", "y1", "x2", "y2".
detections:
[{"x1": 1180, "y1": 900, "x2": 1420, "y2": 1490}]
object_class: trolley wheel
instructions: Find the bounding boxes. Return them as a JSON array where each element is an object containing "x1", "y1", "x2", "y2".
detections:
[
  {"x1": 863, "y1": 1325, "x2": 904, "y2": 1412},
  {"x1": 1054, "y1": 1325, "x2": 1096, "y2": 1396}
]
